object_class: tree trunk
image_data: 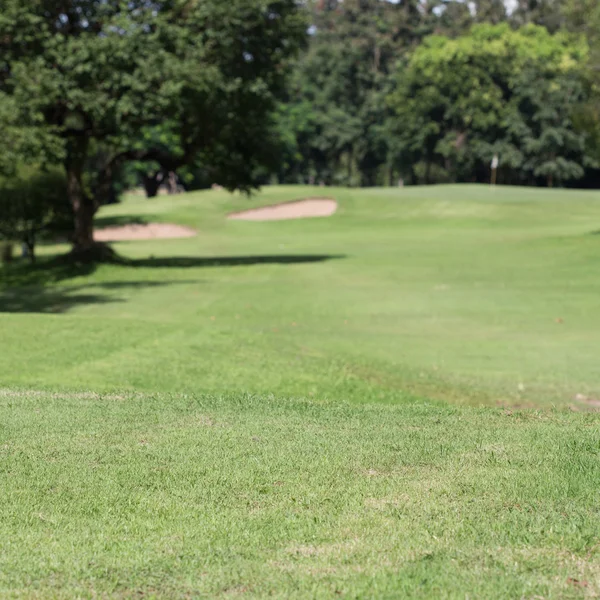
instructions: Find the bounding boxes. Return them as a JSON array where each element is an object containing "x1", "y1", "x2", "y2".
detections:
[
  {"x1": 72, "y1": 198, "x2": 95, "y2": 250},
  {"x1": 66, "y1": 137, "x2": 96, "y2": 252},
  {"x1": 167, "y1": 171, "x2": 179, "y2": 195},
  {"x1": 143, "y1": 172, "x2": 162, "y2": 198},
  {"x1": 547, "y1": 174, "x2": 554, "y2": 188},
  {"x1": 25, "y1": 235, "x2": 35, "y2": 264}
]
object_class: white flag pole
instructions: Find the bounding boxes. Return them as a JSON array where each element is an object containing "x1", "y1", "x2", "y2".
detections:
[{"x1": 491, "y1": 154, "x2": 499, "y2": 187}]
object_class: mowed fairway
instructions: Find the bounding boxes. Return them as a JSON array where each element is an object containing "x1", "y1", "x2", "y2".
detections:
[{"x1": 0, "y1": 185, "x2": 599, "y2": 598}]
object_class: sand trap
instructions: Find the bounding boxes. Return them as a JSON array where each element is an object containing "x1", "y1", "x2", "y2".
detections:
[
  {"x1": 228, "y1": 198, "x2": 337, "y2": 222},
  {"x1": 94, "y1": 223, "x2": 197, "y2": 242}
]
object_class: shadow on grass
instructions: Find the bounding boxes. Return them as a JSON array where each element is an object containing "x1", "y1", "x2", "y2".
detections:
[
  {"x1": 0, "y1": 287, "x2": 119, "y2": 313},
  {"x1": 0, "y1": 280, "x2": 201, "y2": 314},
  {"x1": 0, "y1": 253, "x2": 343, "y2": 313},
  {"x1": 1, "y1": 254, "x2": 343, "y2": 284},
  {"x1": 0, "y1": 259, "x2": 96, "y2": 287},
  {"x1": 128, "y1": 254, "x2": 344, "y2": 269},
  {"x1": 94, "y1": 215, "x2": 150, "y2": 229}
]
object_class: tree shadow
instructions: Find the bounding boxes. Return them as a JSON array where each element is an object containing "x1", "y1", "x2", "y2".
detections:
[
  {"x1": 0, "y1": 287, "x2": 120, "y2": 314},
  {"x1": 0, "y1": 259, "x2": 96, "y2": 287},
  {"x1": 0, "y1": 279, "x2": 201, "y2": 314},
  {"x1": 0, "y1": 253, "x2": 344, "y2": 313},
  {"x1": 94, "y1": 215, "x2": 150, "y2": 229},
  {"x1": 127, "y1": 254, "x2": 345, "y2": 268},
  {"x1": 1, "y1": 253, "x2": 343, "y2": 286}
]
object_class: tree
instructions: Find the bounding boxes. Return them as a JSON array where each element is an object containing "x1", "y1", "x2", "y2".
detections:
[
  {"x1": 471, "y1": 0, "x2": 508, "y2": 25},
  {"x1": 512, "y1": 0, "x2": 567, "y2": 32},
  {"x1": 508, "y1": 68, "x2": 594, "y2": 187},
  {"x1": 116, "y1": 123, "x2": 185, "y2": 198},
  {"x1": 0, "y1": 167, "x2": 72, "y2": 262},
  {"x1": 0, "y1": 1, "x2": 306, "y2": 258},
  {"x1": 388, "y1": 24, "x2": 591, "y2": 186}
]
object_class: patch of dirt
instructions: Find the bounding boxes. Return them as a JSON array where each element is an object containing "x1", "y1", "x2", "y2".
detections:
[
  {"x1": 94, "y1": 223, "x2": 197, "y2": 242},
  {"x1": 228, "y1": 198, "x2": 337, "y2": 222},
  {"x1": 573, "y1": 394, "x2": 600, "y2": 410}
]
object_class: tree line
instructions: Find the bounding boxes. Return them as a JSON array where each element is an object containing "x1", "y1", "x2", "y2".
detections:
[
  {"x1": 0, "y1": 0, "x2": 599, "y2": 259},
  {"x1": 275, "y1": 0, "x2": 600, "y2": 188}
]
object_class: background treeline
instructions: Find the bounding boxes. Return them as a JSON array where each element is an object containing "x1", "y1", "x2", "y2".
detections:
[{"x1": 272, "y1": 0, "x2": 600, "y2": 189}]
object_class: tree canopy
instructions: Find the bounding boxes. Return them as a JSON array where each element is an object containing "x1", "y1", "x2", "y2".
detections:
[
  {"x1": 0, "y1": 0, "x2": 306, "y2": 255},
  {"x1": 388, "y1": 23, "x2": 591, "y2": 186}
]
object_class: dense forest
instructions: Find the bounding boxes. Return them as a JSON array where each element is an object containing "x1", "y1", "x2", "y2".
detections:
[{"x1": 272, "y1": 0, "x2": 600, "y2": 189}]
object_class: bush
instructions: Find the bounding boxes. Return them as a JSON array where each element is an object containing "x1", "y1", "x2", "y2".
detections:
[{"x1": 0, "y1": 167, "x2": 72, "y2": 262}]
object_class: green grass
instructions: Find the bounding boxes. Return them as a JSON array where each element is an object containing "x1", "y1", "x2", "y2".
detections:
[{"x1": 1, "y1": 184, "x2": 599, "y2": 597}]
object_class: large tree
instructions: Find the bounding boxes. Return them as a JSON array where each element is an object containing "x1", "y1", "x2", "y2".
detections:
[
  {"x1": 388, "y1": 23, "x2": 591, "y2": 186},
  {"x1": 0, "y1": 0, "x2": 306, "y2": 257}
]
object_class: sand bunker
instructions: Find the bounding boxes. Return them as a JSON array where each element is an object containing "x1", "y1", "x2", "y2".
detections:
[
  {"x1": 228, "y1": 198, "x2": 337, "y2": 222},
  {"x1": 94, "y1": 223, "x2": 197, "y2": 242}
]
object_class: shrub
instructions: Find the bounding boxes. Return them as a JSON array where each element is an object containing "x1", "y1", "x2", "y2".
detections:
[{"x1": 0, "y1": 167, "x2": 72, "y2": 262}]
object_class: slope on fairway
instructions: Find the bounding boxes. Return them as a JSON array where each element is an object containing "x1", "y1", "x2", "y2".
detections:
[
  {"x1": 1, "y1": 185, "x2": 600, "y2": 597},
  {"x1": 1, "y1": 184, "x2": 599, "y2": 406}
]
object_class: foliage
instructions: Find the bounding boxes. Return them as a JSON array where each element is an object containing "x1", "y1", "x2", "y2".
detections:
[
  {"x1": 276, "y1": 0, "x2": 474, "y2": 187},
  {"x1": 511, "y1": 0, "x2": 568, "y2": 32},
  {"x1": 471, "y1": 0, "x2": 508, "y2": 24},
  {"x1": 0, "y1": 0, "x2": 598, "y2": 254},
  {"x1": 0, "y1": 94, "x2": 64, "y2": 178},
  {"x1": 0, "y1": 167, "x2": 71, "y2": 261},
  {"x1": 272, "y1": 0, "x2": 600, "y2": 189},
  {"x1": 563, "y1": 0, "x2": 600, "y2": 171},
  {"x1": 388, "y1": 24, "x2": 591, "y2": 186},
  {"x1": 0, "y1": 0, "x2": 307, "y2": 252},
  {"x1": 508, "y1": 67, "x2": 596, "y2": 186}
]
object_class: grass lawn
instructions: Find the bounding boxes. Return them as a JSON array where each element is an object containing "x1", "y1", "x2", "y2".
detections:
[{"x1": 1, "y1": 184, "x2": 599, "y2": 597}]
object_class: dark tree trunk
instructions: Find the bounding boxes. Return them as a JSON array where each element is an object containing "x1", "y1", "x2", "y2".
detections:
[
  {"x1": 25, "y1": 235, "x2": 35, "y2": 264},
  {"x1": 143, "y1": 171, "x2": 163, "y2": 198},
  {"x1": 72, "y1": 198, "x2": 95, "y2": 250},
  {"x1": 66, "y1": 137, "x2": 96, "y2": 253}
]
